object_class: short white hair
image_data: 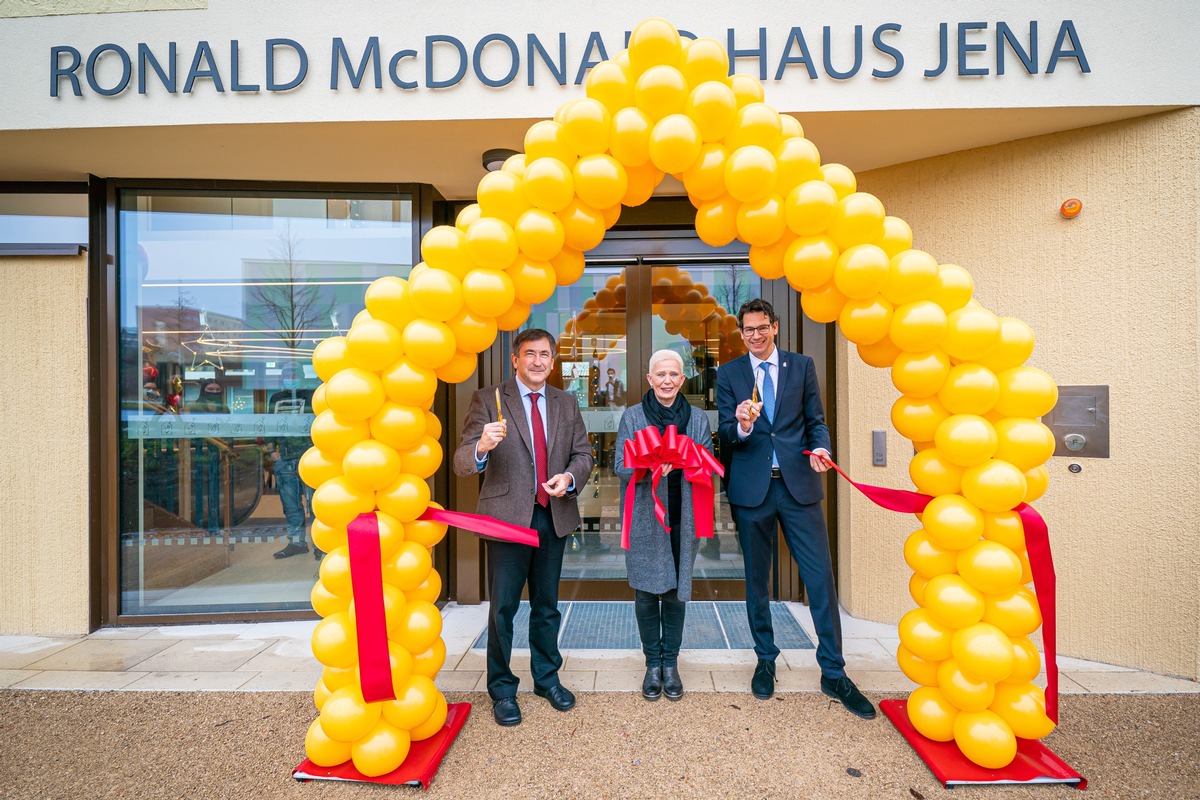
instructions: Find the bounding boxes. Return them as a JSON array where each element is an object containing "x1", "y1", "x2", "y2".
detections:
[{"x1": 647, "y1": 349, "x2": 684, "y2": 374}]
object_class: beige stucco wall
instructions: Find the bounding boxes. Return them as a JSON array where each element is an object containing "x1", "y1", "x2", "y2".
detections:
[
  {"x1": 836, "y1": 108, "x2": 1200, "y2": 680},
  {"x1": 0, "y1": 0, "x2": 202, "y2": 17},
  {"x1": 0, "y1": 253, "x2": 90, "y2": 635}
]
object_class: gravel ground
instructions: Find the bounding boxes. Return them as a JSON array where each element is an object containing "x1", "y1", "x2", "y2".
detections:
[{"x1": 0, "y1": 690, "x2": 1196, "y2": 799}]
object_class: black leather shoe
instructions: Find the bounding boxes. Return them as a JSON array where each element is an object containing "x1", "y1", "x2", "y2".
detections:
[
  {"x1": 313, "y1": 546, "x2": 325, "y2": 562},
  {"x1": 273, "y1": 542, "x2": 308, "y2": 559},
  {"x1": 641, "y1": 666, "x2": 663, "y2": 701},
  {"x1": 492, "y1": 696, "x2": 521, "y2": 727},
  {"x1": 751, "y1": 659, "x2": 776, "y2": 700},
  {"x1": 662, "y1": 665, "x2": 683, "y2": 701},
  {"x1": 534, "y1": 684, "x2": 576, "y2": 711},
  {"x1": 820, "y1": 675, "x2": 877, "y2": 720}
]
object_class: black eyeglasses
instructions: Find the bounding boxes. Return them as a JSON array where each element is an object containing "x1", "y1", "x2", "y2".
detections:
[{"x1": 740, "y1": 324, "x2": 774, "y2": 336}]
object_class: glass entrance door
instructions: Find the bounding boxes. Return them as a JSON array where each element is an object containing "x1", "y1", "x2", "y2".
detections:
[{"x1": 486, "y1": 232, "x2": 775, "y2": 599}]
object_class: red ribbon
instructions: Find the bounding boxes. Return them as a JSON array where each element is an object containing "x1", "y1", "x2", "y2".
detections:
[
  {"x1": 804, "y1": 451, "x2": 1060, "y2": 724},
  {"x1": 420, "y1": 507, "x2": 539, "y2": 548},
  {"x1": 621, "y1": 425, "x2": 725, "y2": 551},
  {"x1": 347, "y1": 512, "x2": 395, "y2": 704}
]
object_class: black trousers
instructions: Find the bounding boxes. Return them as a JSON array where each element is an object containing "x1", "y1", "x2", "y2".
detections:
[
  {"x1": 732, "y1": 477, "x2": 846, "y2": 678},
  {"x1": 485, "y1": 504, "x2": 567, "y2": 699}
]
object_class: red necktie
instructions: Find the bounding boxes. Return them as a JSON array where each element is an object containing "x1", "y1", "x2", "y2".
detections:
[{"x1": 530, "y1": 392, "x2": 550, "y2": 507}]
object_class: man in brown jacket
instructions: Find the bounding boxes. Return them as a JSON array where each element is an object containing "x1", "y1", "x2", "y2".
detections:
[{"x1": 453, "y1": 328, "x2": 593, "y2": 727}]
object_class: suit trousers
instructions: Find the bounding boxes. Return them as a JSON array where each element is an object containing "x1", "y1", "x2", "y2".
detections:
[
  {"x1": 485, "y1": 504, "x2": 568, "y2": 699},
  {"x1": 732, "y1": 477, "x2": 846, "y2": 678}
]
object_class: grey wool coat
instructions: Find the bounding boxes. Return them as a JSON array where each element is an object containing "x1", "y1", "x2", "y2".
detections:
[{"x1": 614, "y1": 402, "x2": 714, "y2": 602}]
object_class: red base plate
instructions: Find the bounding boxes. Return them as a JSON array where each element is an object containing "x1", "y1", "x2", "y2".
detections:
[
  {"x1": 883, "y1": 700, "x2": 1089, "y2": 786},
  {"x1": 881, "y1": 699, "x2": 1086, "y2": 789},
  {"x1": 292, "y1": 702, "x2": 471, "y2": 789}
]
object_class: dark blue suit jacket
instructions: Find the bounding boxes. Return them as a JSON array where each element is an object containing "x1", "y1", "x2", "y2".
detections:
[{"x1": 716, "y1": 350, "x2": 832, "y2": 507}]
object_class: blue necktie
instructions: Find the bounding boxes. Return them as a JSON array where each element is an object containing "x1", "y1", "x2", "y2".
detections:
[{"x1": 760, "y1": 363, "x2": 779, "y2": 469}]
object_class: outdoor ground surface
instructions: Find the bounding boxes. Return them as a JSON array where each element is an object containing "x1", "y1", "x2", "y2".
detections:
[{"x1": 1, "y1": 690, "x2": 1196, "y2": 799}]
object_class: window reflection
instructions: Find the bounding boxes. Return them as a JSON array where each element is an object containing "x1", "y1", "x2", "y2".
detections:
[{"x1": 118, "y1": 191, "x2": 412, "y2": 616}]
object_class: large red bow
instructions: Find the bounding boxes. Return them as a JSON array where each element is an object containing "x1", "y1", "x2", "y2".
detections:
[
  {"x1": 621, "y1": 424, "x2": 725, "y2": 551},
  {"x1": 806, "y1": 450, "x2": 1061, "y2": 723}
]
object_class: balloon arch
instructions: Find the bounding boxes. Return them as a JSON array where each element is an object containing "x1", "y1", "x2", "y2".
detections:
[{"x1": 297, "y1": 18, "x2": 1059, "y2": 775}]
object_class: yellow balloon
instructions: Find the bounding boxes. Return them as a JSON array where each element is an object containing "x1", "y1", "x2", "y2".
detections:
[
  {"x1": 523, "y1": 119, "x2": 576, "y2": 166},
  {"x1": 455, "y1": 203, "x2": 481, "y2": 232},
  {"x1": 322, "y1": 663, "x2": 357, "y2": 692},
  {"x1": 891, "y1": 350, "x2": 951, "y2": 398},
  {"x1": 838, "y1": 295, "x2": 893, "y2": 345},
  {"x1": 729, "y1": 72, "x2": 764, "y2": 107},
  {"x1": 585, "y1": 59, "x2": 633, "y2": 113},
  {"x1": 934, "y1": 414, "x2": 999, "y2": 467},
  {"x1": 982, "y1": 510, "x2": 1026, "y2": 554},
  {"x1": 889, "y1": 394, "x2": 950, "y2": 443},
  {"x1": 1001, "y1": 636, "x2": 1042, "y2": 686},
  {"x1": 922, "y1": 494, "x2": 985, "y2": 550},
  {"x1": 376, "y1": 472, "x2": 431, "y2": 523},
  {"x1": 723, "y1": 145, "x2": 776, "y2": 203},
  {"x1": 363, "y1": 276, "x2": 414, "y2": 324},
  {"x1": 951, "y1": 622, "x2": 1015, "y2": 683},
  {"x1": 311, "y1": 519, "x2": 349, "y2": 555},
  {"x1": 465, "y1": 217, "x2": 518, "y2": 271},
  {"x1": 311, "y1": 383, "x2": 329, "y2": 414},
  {"x1": 990, "y1": 682, "x2": 1055, "y2": 739},
  {"x1": 305, "y1": 718, "x2": 352, "y2": 767},
  {"x1": 312, "y1": 477, "x2": 375, "y2": 528},
  {"x1": 628, "y1": 17, "x2": 682, "y2": 74},
  {"x1": 382, "y1": 357, "x2": 438, "y2": 408},
  {"x1": 937, "y1": 363, "x2": 1000, "y2": 415},
  {"x1": 773, "y1": 137, "x2": 821, "y2": 198},
  {"x1": 312, "y1": 336, "x2": 354, "y2": 383},
  {"x1": 994, "y1": 366, "x2": 1059, "y2": 419},
  {"x1": 410, "y1": 636, "x2": 448, "y2": 679},
  {"x1": 398, "y1": 435, "x2": 443, "y2": 480},
  {"x1": 404, "y1": 514, "x2": 448, "y2": 549},
  {"x1": 384, "y1": 540, "x2": 433, "y2": 591},
  {"x1": 311, "y1": 579, "x2": 349, "y2": 618},
  {"x1": 513, "y1": 208, "x2": 565, "y2": 262},
  {"x1": 423, "y1": 412, "x2": 442, "y2": 441},
  {"x1": 799, "y1": 279, "x2": 848, "y2": 324},
  {"x1": 634, "y1": 64, "x2": 688, "y2": 121},
  {"x1": 724, "y1": 102, "x2": 782, "y2": 152},
  {"x1": 944, "y1": 306, "x2": 1001, "y2": 362},
  {"x1": 461, "y1": 268, "x2": 516, "y2": 317},
  {"x1": 877, "y1": 215, "x2": 914, "y2": 258},
  {"x1": 680, "y1": 37, "x2": 728, "y2": 86},
  {"x1": 405, "y1": 569, "x2": 443, "y2": 605},
  {"x1": 346, "y1": 318, "x2": 404, "y2": 372},
  {"x1": 957, "y1": 540, "x2": 1022, "y2": 595},
  {"x1": 561, "y1": 97, "x2": 612, "y2": 155},
  {"x1": 827, "y1": 192, "x2": 886, "y2": 250},
  {"x1": 685, "y1": 80, "x2": 738, "y2": 142},
  {"x1": 494, "y1": 299, "x2": 532, "y2": 331},
  {"x1": 983, "y1": 585, "x2": 1042, "y2": 637},
  {"x1": 299, "y1": 446, "x2": 344, "y2": 490},
  {"x1": 348, "y1": 583, "x2": 408, "y2": 638},
  {"x1": 550, "y1": 247, "x2": 586, "y2": 285},
  {"x1": 782, "y1": 234, "x2": 839, "y2": 291},
  {"x1": 881, "y1": 249, "x2": 939, "y2": 306},
  {"x1": 907, "y1": 686, "x2": 959, "y2": 742},
  {"x1": 785, "y1": 180, "x2": 838, "y2": 237},
  {"x1": 523, "y1": 157, "x2": 576, "y2": 213},
  {"x1": 351, "y1": 719, "x2": 411, "y2": 778},
  {"x1": 681, "y1": 142, "x2": 729, "y2": 202},
  {"x1": 903, "y1": 528, "x2": 958, "y2": 579},
  {"x1": 400, "y1": 319, "x2": 457, "y2": 370},
  {"x1": 622, "y1": 160, "x2": 664, "y2": 206},
  {"x1": 573, "y1": 154, "x2": 628, "y2": 210},
  {"x1": 1023, "y1": 465, "x2": 1050, "y2": 503},
  {"x1": 342, "y1": 440, "x2": 402, "y2": 492},
  {"x1": 310, "y1": 410, "x2": 370, "y2": 459},
  {"x1": 857, "y1": 335, "x2": 902, "y2": 369},
  {"x1": 898, "y1": 608, "x2": 954, "y2": 662},
  {"x1": 476, "y1": 170, "x2": 530, "y2": 226},
  {"x1": 780, "y1": 114, "x2": 804, "y2": 139},
  {"x1": 992, "y1": 417, "x2": 1056, "y2": 472},
  {"x1": 735, "y1": 194, "x2": 786, "y2": 247},
  {"x1": 930, "y1": 263, "x2": 974, "y2": 312},
  {"x1": 897, "y1": 644, "x2": 940, "y2": 686},
  {"x1": 937, "y1": 658, "x2": 996, "y2": 712},
  {"x1": 694, "y1": 195, "x2": 739, "y2": 247},
  {"x1": 502, "y1": 153, "x2": 526, "y2": 176},
  {"x1": 909, "y1": 572, "x2": 929, "y2": 605},
  {"x1": 382, "y1": 674, "x2": 440, "y2": 730},
  {"x1": 924, "y1": 574, "x2": 986, "y2": 628},
  {"x1": 323, "y1": 367, "x2": 386, "y2": 422},
  {"x1": 833, "y1": 244, "x2": 890, "y2": 300},
  {"x1": 609, "y1": 107, "x2": 653, "y2": 168},
  {"x1": 409, "y1": 693, "x2": 449, "y2": 742},
  {"x1": 820, "y1": 162, "x2": 857, "y2": 198},
  {"x1": 447, "y1": 307, "x2": 499, "y2": 354},
  {"x1": 369, "y1": 401, "x2": 427, "y2": 451},
  {"x1": 557, "y1": 198, "x2": 607, "y2": 251},
  {"x1": 890, "y1": 300, "x2": 949, "y2": 353},
  {"x1": 953, "y1": 710, "x2": 1017, "y2": 769},
  {"x1": 961, "y1": 459, "x2": 1027, "y2": 513},
  {"x1": 909, "y1": 448, "x2": 965, "y2": 497},
  {"x1": 648, "y1": 113, "x2": 703, "y2": 174},
  {"x1": 397, "y1": 600, "x2": 444, "y2": 654},
  {"x1": 975, "y1": 317, "x2": 1036, "y2": 372},
  {"x1": 311, "y1": 611, "x2": 358, "y2": 669}
]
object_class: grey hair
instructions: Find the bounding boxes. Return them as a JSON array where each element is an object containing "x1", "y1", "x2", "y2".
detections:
[{"x1": 647, "y1": 349, "x2": 685, "y2": 374}]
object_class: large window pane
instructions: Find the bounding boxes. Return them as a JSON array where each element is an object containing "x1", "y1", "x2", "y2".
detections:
[{"x1": 117, "y1": 190, "x2": 413, "y2": 616}]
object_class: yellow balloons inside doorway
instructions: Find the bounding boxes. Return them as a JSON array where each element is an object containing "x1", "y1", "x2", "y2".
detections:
[{"x1": 301, "y1": 16, "x2": 1058, "y2": 775}]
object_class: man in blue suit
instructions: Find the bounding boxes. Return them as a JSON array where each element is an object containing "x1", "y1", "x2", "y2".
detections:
[{"x1": 716, "y1": 298, "x2": 875, "y2": 719}]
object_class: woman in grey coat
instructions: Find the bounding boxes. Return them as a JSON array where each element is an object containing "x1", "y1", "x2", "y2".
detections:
[{"x1": 615, "y1": 349, "x2": 714, "y2": 701}]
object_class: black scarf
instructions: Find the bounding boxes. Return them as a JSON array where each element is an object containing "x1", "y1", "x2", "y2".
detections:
[{"x1": 641, "y1": 388, "x2": 691, "y2": 434}]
